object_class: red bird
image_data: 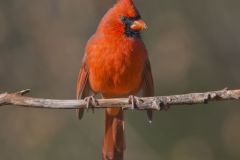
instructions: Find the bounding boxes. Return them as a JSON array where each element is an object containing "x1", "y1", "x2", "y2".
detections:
[{"x1": 76, "y1": 0, "x2": 154, "y2": 159}]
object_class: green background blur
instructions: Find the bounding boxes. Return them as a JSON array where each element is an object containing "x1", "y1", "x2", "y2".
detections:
[{"x1": 0, "y1": 0, "x2": 240, "y2": 159}]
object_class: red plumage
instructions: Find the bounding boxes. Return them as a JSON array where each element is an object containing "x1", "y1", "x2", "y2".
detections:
[{"x1": 76, "y1": 0, "x2": 154, "y2": 159}]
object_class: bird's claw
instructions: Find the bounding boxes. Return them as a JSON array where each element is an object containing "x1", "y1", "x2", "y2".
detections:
[
  {"x1": 128, "y1": 95, "x2": 143, "y2": 110},
  {"x1": 84, "y1": 96, "x2": 98, "y2": 113}
]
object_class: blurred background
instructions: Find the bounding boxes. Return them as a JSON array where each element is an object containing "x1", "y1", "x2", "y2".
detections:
[{"x1": 0, "y1": 0, "x2": 240, "y2": 159}]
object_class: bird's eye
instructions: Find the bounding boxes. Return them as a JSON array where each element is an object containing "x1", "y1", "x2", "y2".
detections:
[
  {"x1": 120, "y1": 16, "x2": 126, "y2": 21},
  {"x1": 120, "y1": 15, "x2": 141, "y2": 23},
  {"x1": 120, "y1": 16, "x2": 133, "y2": 26},
  {"x1": 120, "y1": 16, "x2": 129, "y2": 24}
]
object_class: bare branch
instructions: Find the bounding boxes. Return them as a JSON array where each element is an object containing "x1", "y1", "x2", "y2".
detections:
[{"x1": 0, "y1": 88, "x2": 240, "y2": 110}]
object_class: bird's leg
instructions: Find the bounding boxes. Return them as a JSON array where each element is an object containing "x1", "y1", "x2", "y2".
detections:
[
  {"x1": 84, "y1": 96, "x2": 98, "y2": 113},
  {"x1": 128, "y1": 95, "x2": 143, "y2": 110}
]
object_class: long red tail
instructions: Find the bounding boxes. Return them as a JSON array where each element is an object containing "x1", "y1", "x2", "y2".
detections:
[{"x1": 102, "y1": 108, "x2": 125, "y2": 160}]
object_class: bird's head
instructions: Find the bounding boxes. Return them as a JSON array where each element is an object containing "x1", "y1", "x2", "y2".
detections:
[{"x1": 96, "y1": 0, "x2": 147, "y2": 38}]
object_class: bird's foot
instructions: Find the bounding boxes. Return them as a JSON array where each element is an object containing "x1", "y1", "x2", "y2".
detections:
[
  {"x1": 84, "y1": 96, "x2": 98, "y2": 113},
  {"x1": 128, "y1": 95, "x2": 143, "y2": 110}
]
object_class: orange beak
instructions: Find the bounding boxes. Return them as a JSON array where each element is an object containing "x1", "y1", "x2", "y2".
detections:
[{"x1": 130, "y1": 19, "x2": 147, "y2": 31}]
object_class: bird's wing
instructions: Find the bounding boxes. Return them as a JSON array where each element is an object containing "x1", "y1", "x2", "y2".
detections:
[
  {"x1": 142, "y1": 59, "x2": 154, "y2": 96},
  {"x1": 76, "y1": 55, "x2": 92, "y2": 119},
  {"x1": 142, "y1": 59, "x2": 154, "y2": 122}
]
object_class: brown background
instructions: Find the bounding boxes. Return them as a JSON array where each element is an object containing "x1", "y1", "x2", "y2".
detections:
[{"x1": 0, "y1": 0, "x2": 240, "y2": 159}]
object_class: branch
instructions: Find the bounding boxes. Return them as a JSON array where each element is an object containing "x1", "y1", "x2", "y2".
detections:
[{"x1": 0, "y1": 88, "x2": 240, "y2": 110}]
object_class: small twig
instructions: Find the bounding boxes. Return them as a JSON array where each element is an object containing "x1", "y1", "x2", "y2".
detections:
[
  {"x1": 0, "y1": 88, "x2": 240, "y2": 110},
  {"x1": 15, "y1": 89, "x2": 31, "y2": 95}
]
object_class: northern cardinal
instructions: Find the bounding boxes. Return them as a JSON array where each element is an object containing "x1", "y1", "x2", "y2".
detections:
[{"x1": 76, "y1": 0, "x2": 154, "y2": 159}]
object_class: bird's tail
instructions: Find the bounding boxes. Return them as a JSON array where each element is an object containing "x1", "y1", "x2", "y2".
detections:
[{"x1": 102, "y1": 108, "x2": 125, "y2": 160}]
